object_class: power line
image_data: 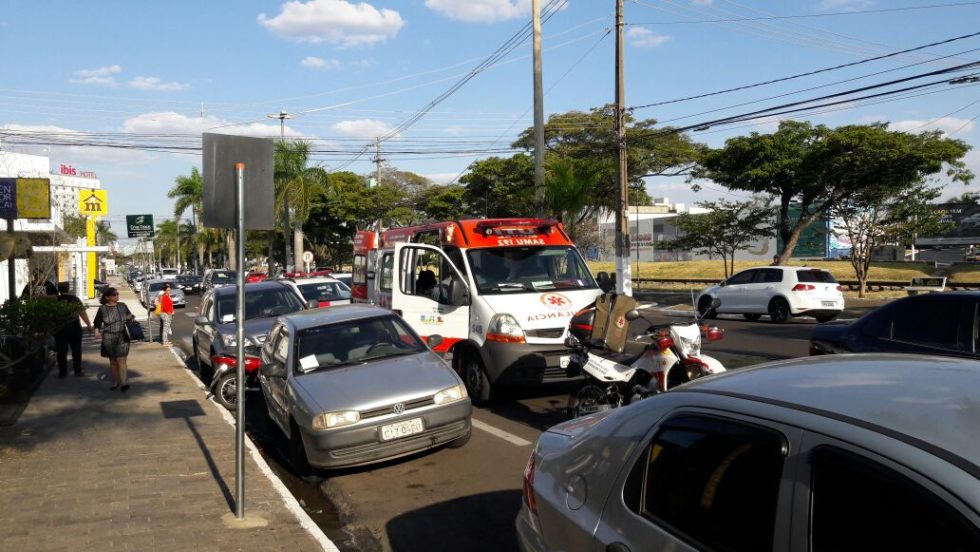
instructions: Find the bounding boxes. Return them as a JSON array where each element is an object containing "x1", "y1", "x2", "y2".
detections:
[
  {"x1": 627, "y1": 0, "x2": 980, "y2": 25},
  {"x1": 631, "y1": 30, "x2": 980, "y2": 110}
]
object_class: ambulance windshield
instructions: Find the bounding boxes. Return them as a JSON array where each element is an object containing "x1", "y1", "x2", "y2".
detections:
[{"x1": 466, "y1": 246, "x2": 597, "y2": 295}]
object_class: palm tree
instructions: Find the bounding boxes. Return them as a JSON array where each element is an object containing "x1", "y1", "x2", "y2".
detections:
[
  {"x1": 168, "y1": 167, "x2": 204, "y2": 272},
  {"x1": 275, "y1": 140, "x2": 328, "y2": 271},
  {"x1": 156, "y1": 220, "x2": 179, "y2": 266},
  {"x1": 94, "y1": 220, "x2": 117, "y2": 246},
  {"x1": 544, "y1": 157, "x2": 601, "y2": 240}
]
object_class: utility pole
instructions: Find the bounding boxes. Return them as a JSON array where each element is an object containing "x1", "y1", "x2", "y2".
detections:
[
  {"x1": 615, "y1": 0, "x2": 632, "y2": 296},
  {"x1": 267, "y1": 110, "x2": 293, "y2": 271},
  {"x1": 532, "y1": 0, "x2": 546, "y2": 215},
  {"x1": 373, "y1": 137, "x2": 384, "y2": 233}
]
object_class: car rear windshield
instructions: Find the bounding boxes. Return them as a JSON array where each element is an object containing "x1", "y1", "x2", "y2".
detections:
[
  {"x1": 797, "y1": 270, "x2": 837, "y2": 283},
  {"x1": 295, "y1": 316, "x2": 425, "y2": 372},
  {"x1": 298, "y1": 282, "x2": 351, "y2": 302},
  {"x1": 215, "y1": 287, "x2": 304, "y2": 322},
  {"x1": 212, "y1": 271, "x2": 235, "y2": 280}
]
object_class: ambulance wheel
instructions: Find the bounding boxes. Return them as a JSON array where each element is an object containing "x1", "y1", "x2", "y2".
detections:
[{"x1": 464, "y1": 354, "x2": 492, "y2": 406}]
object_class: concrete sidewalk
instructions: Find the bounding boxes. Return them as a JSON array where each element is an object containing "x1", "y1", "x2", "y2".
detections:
[{"x1": 0, "y1": 285, "x2": 337, "y2": 551}]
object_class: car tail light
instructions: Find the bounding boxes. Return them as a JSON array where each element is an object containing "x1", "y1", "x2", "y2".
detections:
[
  {"x1": 655, "y1": 335, "x2": 674, "y2": 352},
  {"x1": 522, "y1": 453, "x2": 538, "y2": 515},
  {"x1": 319, "y1": 301, "x2": 331, "y2": 307},
  {"x1": 792, "y1": 284, "x2": 816, "y2": 291},
  {"x1": 210, "y1": 355, "x2": 262, "y2": 374},
  {"x1": 836, "y1": 285, "x2": 843, "y2": 292}
]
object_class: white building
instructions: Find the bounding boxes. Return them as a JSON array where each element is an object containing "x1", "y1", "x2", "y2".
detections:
[{"x1": 0, "y1": 151, "x2": 104, "y2": 300}]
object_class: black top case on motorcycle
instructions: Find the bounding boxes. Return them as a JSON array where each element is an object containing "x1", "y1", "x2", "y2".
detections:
[{"x1": 589, "y1": 292, "x2": 637, "y2": 353}]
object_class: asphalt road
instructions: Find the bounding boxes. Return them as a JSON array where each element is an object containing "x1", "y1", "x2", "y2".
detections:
[{"x1": 166, "y1": 291, "x2": 880, "y2": 552}]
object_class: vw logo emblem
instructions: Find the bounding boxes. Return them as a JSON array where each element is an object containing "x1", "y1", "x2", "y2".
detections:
[{"x1": 392, "y1": 403, "x2": 405, "y2": 415}]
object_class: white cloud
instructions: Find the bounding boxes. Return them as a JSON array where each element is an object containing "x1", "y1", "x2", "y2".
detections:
[
  {"x1": 70, "y1": 65, "x2": 121, "y2": 87},
  {"x1": 890, "y1": 117, "x2": 975, "y2": 136},
  {"x1": 423, "y1": 172, "x2": 461, "y2": 184},
  {"x1": 627, "y1": 27, "x2": 672, "y2": 48},
  {"x1": 817, "y1": 0, "x2": 875, "y2": 11},
  {"x1": 330, "y1": 118, "x2": 395, "y2": 138},
  {"x1": 425, "y1": 0, "x2": 531, "y2": 23},
  {"x1": 258, "y1": 0, "x2": 404, "y2": 47},
  {"x1": 651, "y1": 182, "x2": 691, "y2": 192},
  {"x1": 121, "y1": 111, "x2": 302, "y2": 138},
  {"x1": 128, "y1": 76, "x2": 189, "y2": 92},
  {"x1": 301, "y1": 56, "x2": 341, "y2": 69}
]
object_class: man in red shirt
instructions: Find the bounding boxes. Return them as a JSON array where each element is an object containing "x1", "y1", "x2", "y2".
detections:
[{"x1": 158, "y1": 283, "x2": 175, "y2": 346}]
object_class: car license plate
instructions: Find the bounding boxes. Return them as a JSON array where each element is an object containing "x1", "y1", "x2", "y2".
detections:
[
  {"x1": 822, "y1": 301, "x2": 836, "y2": 307},
  {"x1": 560, "y1": 355, "x2": 570, "y2": 368},
  {"x1": 380, "y1": 418, "x2": 424, "y2": 441}
]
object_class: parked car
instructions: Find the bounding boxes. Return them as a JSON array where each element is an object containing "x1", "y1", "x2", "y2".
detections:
[
  {"x1": 176, "y1": 274, "x2": 203, "y2": 295},
  {"x1": 160, "y1": 268, "x2": 179, "y2": 280},
  {"x1": 283, "y1": 276, "x2": 351, "y2": 308},
  {"x1": 133, "y1": 275, "x2": 146, "y2": 293},
  {"x1": 202, "y1": 269, "x2": 236, "y2": 291},
  {"x1": 517, "y1": 354, "x2": 980, "y2": 552},
  {"x1": 192, "y1": 280, "x2": 310, "y2": 378},
  {"x1": 258, "y1": 305, "x2": 471, "y2": 472},
  {"x1": 246, "y1": 271, "x2": 269, "y2": 283},
  {"x1": 810, "y1": 291, "x2": 980, "y2": 358},
  {"x1": 696, "y1": 266, "x2": 844, "y2": 323},
  {"x1": 142, "y1": 279, "x2": 186, "y2": 310}
]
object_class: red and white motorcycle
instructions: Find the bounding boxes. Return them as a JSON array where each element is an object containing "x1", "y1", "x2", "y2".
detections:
[{"x1": 565, "y1": 298, "x2": 726, "y2": 418}]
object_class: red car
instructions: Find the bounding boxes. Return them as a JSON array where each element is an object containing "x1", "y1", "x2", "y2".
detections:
[{"x1": 246, "y1": 272, "x2": 268, "y2": 283}]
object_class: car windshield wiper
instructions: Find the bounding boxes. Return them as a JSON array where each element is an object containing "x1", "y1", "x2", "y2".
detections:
[{"x1": 493, "y1": 282, "x2": 529, "y2": 292}]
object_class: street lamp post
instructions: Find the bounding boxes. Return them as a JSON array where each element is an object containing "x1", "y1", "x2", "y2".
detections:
[{"x1": 267, "y1": 110, "x2": 293, "y2": 271}]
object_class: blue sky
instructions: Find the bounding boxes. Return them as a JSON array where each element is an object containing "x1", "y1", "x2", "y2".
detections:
[{"x1": 1, "y1": 0, "x2": 979, "y2": 240}]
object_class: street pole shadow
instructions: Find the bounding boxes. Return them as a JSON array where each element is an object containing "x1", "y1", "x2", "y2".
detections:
[
  {"x1": 160, "y1": 399, "x2": 235, "y2": 512},
  {"x1": 386, "y1": 490, "x2": 522, "y2": 552}
]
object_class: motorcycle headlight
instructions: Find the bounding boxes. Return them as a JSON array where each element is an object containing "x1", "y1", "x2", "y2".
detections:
[
  {"x1": 486, "y1": 313, "x2": 526, "y2": 343},
  {"x1": 433, "y1": 384, "x2": 467, "y2": 405},
  {"x1": 312, "y1": 410, "x2": 360, "y2": 430}
]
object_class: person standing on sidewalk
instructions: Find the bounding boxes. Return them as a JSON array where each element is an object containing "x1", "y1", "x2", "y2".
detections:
[
  {"x1": 93, "y1": 287, "x2": 135, "y2": 392},
  {"x1": 157, "y1": 283, "x2": 175, "y2": 346},
  {"x1": 54, "y1": 282, "x2": 92, "y2": 378}
]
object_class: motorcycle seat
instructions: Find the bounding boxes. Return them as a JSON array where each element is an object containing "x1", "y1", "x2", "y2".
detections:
[{"x1": 588, "y1": 348, "x2": 643, "y2": 367}]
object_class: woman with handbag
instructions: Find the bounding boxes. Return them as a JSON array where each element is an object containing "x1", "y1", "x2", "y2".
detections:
[{"x1": 93, "y1": 287, "x2": 136, "y2": 392}]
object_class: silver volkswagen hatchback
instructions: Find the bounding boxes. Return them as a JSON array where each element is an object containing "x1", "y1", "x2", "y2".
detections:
[
  {"x1": 517, "y1": 354, "x2": 980, "y2": 551},
  {"x1": 258, "y1": 304, "x2": 472, "y2": 471}
]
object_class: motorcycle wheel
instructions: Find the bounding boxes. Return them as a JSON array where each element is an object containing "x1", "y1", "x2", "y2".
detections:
[
  {"x1": 568, "y1": 384, "x2": 617, "y2": 419},
  {"x1": 214, "y1": 373, "x2": 237, "y2": 410}
]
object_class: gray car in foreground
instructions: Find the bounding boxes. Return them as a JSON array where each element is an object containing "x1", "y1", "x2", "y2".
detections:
[
  {"x1": 517, "y1": 354, "x2": 980, "y2": 552},
  {"x1": 258, "y1": 305, "x2": 472, "y2": 471}
]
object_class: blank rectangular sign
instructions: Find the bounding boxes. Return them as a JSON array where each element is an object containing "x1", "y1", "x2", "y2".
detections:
[{"x1": 202, "y1": 132, "x2": 274, "y2": 229}]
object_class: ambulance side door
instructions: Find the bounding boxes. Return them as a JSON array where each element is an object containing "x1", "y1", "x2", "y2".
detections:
[{"x1": 392, "y1": 243, "x2": 470, "y2": 352}]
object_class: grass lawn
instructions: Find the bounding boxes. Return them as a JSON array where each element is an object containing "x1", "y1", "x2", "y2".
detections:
[{"x1": 587, "y1": 260, "x2": 935, "y2": 283}]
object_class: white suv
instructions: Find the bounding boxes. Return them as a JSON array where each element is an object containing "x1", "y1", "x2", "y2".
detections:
[{"x1": 696, "y1": 266, "x2": 844, "y2": 323}]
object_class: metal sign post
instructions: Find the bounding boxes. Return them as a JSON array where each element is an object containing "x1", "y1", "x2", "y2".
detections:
[{"x1": 234, "y1": 163, "x2": 246, "y2": 520}]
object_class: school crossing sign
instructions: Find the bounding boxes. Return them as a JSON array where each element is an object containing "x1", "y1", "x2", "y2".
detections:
[
  {"x1": 126, "y1": 214, "x2": 154, "y2": 238},
  {"x1": 79, "y1": 189, "x2": 108, "y2": 216}
]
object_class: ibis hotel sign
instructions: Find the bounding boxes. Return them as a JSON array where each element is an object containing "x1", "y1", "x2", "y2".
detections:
[
  {"x1": 0, "y1": 178, "x2": 51, "y2": 219},
  {"x1": 126, "y1": 214, "x2": 155, "y2": 238}
]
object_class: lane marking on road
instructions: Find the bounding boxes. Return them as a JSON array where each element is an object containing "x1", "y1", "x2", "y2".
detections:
[
  {"x1": 472, "y1": 418, "x2": 533, "y2": 447},
  {"x1": 183, "y1": 312, "x2": 198, "y2": 318},
  {"x1": 166, "y1": 346, "x2": 341, "y2": 552}
]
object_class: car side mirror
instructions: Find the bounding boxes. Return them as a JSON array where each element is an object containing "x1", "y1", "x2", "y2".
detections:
[
  {"x1": 450, "y1": 278, "x2": 469, "y2": 306},
  {"x1": 262, "y1": 363, "x2": 285, "y2": 378},
  {"x1": 719, "y1": 280, "x2": 727, "y2": 287},
  {"x1": 427, "y1": 335, "x2": 443, "y2": 348},
  {"x1": 306, "y1": 299, "x2": 319, "y2": 310},
  {"x1": 625, "y1": 309, "x2": 640, "y2": 321},
  {"x1": 194, "y1": 315, "x2": 212, "y2": 326}
]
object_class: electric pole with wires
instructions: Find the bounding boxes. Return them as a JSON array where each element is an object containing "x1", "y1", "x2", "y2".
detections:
[
  {"x1": 267, "y1": 110, "x2": 293, "y2": 271},
  {"x1": 615, "y1": 0, "x2": 632, "y2": 296}
]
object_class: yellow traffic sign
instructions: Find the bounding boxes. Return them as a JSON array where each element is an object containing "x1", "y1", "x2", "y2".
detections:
[{"x1": 79, "y1": 189, "x2": 108, "y2": 216}]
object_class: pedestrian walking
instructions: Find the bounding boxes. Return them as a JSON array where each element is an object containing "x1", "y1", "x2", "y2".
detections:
[
  {"x1": 54, "y1": 282, "x2": 92, "y2": 378},
  {"x1": 157, "y1": 283, "x2": 175, "y2": 346},
  {"x1": 93, "y1": 287, "x2": 135, "y2": 392}
]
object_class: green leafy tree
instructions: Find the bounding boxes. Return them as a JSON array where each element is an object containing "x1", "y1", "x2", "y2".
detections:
[
  {"x1": 834, "y1": 183, "x2": 950, "y2": 297},
  {"x1": 276, "y1": 140, "x2": 329, "y2": 270},
  {"x1": 94, "y1": 220, "x2": 116, "y2": 246},
  {"x1": 62, "y1": 214, "x2": 87, "y2": 239},
  {"x1": 696, "y1": 121, "x2": 973, "y2": 264},
  {"x1": 542, "y1": 156, "x2": 602, "y2": 241},
  {"x1": 661, "y1": 199, "x2": 774, "y2": 277},
  {"x1": 168, "y1": 167, "x2": 204, "y2": 270},
  {"x1": 416, "y1": 184, "x2": 469, "y2": 221},
  {"x1": 513, "y1": 105, "x2": 702, "y2": 210},
  {"x1": 461, "y1": 154, "x2": 536, "y2": 218}
]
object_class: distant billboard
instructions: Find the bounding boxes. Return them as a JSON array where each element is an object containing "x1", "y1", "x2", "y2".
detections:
[{"x1": 917, "y1": 203, "x2": 980, "y2": 246}]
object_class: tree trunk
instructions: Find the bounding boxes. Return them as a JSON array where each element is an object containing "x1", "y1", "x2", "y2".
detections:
[
  {"x1": 226, "y1": 231, "x2": 236, "y2": 269},
  {"x1": 293, "y1": 225, "x2": 305, "y2": 271},
  {"x1": 283, "y1": 203, "x2": 292, "y2": 271}
]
